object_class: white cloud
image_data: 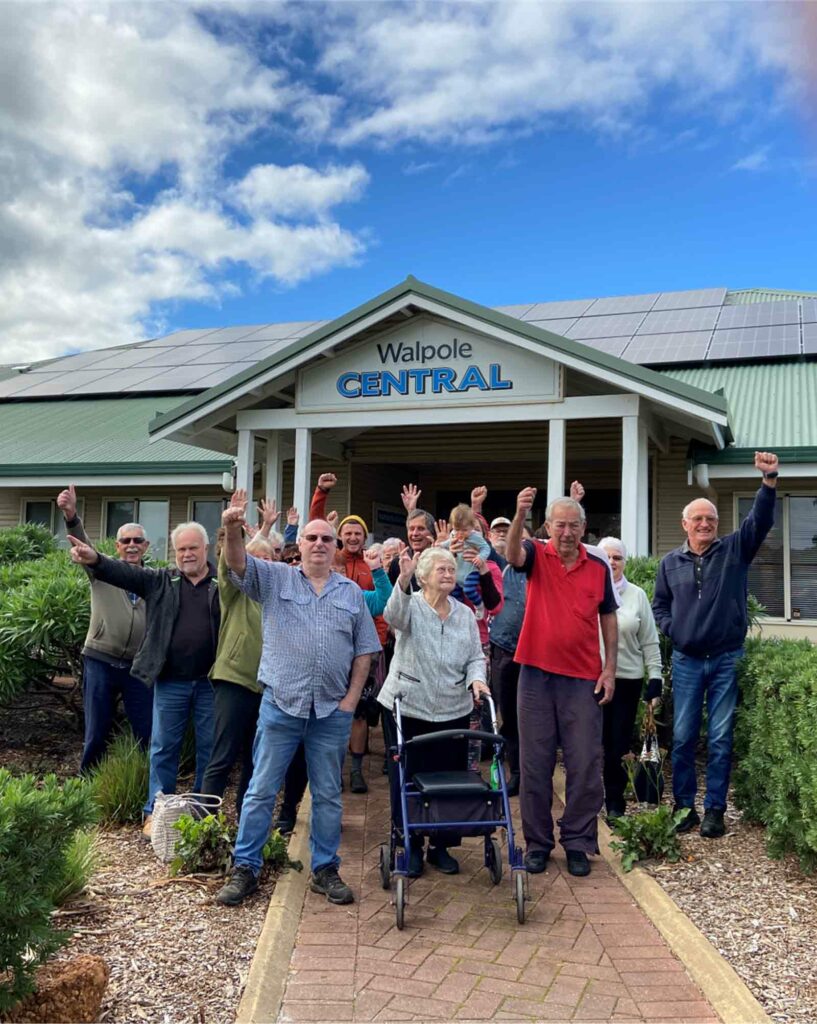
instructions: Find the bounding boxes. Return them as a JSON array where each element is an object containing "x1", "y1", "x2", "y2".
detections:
[
  {"x1": 731, "y1": 147, "x2": 771, "y2": 172},
  {"x1": 0, "y1": 3, "x2": 368, "y2": 363}
]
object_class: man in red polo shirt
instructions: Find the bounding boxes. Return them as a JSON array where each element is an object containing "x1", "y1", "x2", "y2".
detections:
[{"x1": 506, "y1": 486, "x2": 618, "y2": 878}]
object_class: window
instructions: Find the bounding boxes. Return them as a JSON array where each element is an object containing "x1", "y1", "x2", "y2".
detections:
[
  {"x1": 737, "y1": 493, "x2": 817, "y2": 621},
  {"x1": 190, "y1": 499, "x2": 227, "y2": 563},
  {"x1": 23, "y1": 498, "x2": 85, "y2": 549},
  {"x1": 104, "y1": 499, "x2": 169, "y2": 561}
]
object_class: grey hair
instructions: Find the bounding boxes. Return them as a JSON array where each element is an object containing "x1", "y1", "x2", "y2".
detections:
[
  {"x1": 367, "y1": 542, "x2": 384, "y2": 558},
  {"x1": 267, "y1": 530, "x2": 284, "y2": 549},
  {"x1": 545, "y1": 497, "x2": 586, "y2": 523},
  {"x1": 682, "y1": 498, "x2": 719, "y2": 520},
  {"x1": 407, "y1": 508, "x2": 437, "y2": 536},
  {"x1": 116, "y1": 522, "x2": 146, "y2": 541},
  {"x1": 598, "y1": 536, "x2": 627, "y2": 561},
  {"x1": 383, "y1": 537, "x2": 402, "y2": 551},
  {"x1": 415, "y1": 547, "x2": 456, "y2": 586},
  {"x1": 246, "y1": 535, "x2": 275, "y2": 557},
  {"x1": 171, "y1": 521, "x2": 209, "y2": 548}
]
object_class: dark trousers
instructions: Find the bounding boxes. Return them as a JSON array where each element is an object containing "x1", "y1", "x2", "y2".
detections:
[
  {"x1": 80, "y1": 655, "x2": 153, "y2": 774},
  {"x1": 279, "y1": 742, "x2": 308, "y2": 818},
  {"x1": 490, "y1": 644, "x2": 520, "y2": 777},
  {"x1": 200, "y1": 680, "x2": 262, "y2": 815},
  {"x1": 518, "y1": 666, "x2": 603, "y2": 855},
  {"x1": 382, "y1": 707, "x2": 471, "y2": 850},
  {"x1": 602, "y1": 677, "x2": 643, "y2": 814}
]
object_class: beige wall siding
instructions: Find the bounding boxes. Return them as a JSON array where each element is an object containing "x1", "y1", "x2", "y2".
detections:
[{"x1": 280, "y1": 459, "x2": 351, "y2": 520}]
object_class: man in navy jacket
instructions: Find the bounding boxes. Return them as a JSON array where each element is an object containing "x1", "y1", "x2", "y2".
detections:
[{"x1": 653, "y1": 451, "x2": 779, "y2": 839}]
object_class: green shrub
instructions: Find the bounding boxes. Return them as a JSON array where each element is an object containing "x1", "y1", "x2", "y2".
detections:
[
  {"x1": 170, "y1": 812, "x2": 234, "y2": 876},
  {"x1": 0, "y1": 770, "x2": 98, "y2": 1012},
  {"x1": 90, "y1": 732, "x2": 149, "y2": 824},
  {"x1": 0, "y1": 523, "x2": 57, "y2": 565},
  {"x1": 733, "y1": 636, "x2": 817, "y2": 871},
  {"x1": 623, "y1": 556, "x2": 661, "y2": 601},
  {"x1": 50, "y1": 829, "x2": 101, "y2": 906},
  {"x1": 609, "y1": 805, "x2": 686, "y2": 872}
]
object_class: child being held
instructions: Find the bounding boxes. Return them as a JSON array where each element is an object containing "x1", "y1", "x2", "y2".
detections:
[{"x1": 440, "y1": 504, "x2": 492, "y2": 617}]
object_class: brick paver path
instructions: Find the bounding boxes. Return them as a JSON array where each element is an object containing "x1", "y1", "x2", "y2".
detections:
[{"x1": 278, "y1": 739, "x2": 718, "y2": 1023}]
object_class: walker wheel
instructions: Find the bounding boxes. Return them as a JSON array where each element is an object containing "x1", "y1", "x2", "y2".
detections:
[
  {"x1": 487, "y1": 837, "x2": 503, "y2": 885},
  {"x1": 515, "y1": 871, "x2": 526, "y2": 924},
  {"x1": 395, "y1": 876, "x2": 406, "y2": 930},
  {"x1": 379, "y1": 845, "x2": 390, "y2": 890}
]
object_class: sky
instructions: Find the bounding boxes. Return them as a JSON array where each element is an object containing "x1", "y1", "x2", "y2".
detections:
[{"x1": 0, "y1": 0, "x2": 815, "y2": 363}]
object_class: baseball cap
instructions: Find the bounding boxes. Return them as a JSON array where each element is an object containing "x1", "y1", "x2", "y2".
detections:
[{"x1": 490, "y1": 516, "x2": 512, "y2": 529}]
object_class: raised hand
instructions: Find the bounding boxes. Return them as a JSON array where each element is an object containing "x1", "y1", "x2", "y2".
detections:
[
  {"x1": 516, "y1": 487, "x2": 536, "y2": 515},
  {"x1": 363, "y1": 546, "x2": 383, "y2": 571},
  {"x1": 434, "y1": 519, "x2": 451, "y2": 544},
  {"x1": 222, "y1": 503, "x2": 246, "y2": 529},
  {"x1": 570, "y1": 480, "x2": 585, "y2": 503},
  {"x1": 470, "y1": 485, "x2": 487, "y2": 511},
  {"x1": 243, "y1": 522, "x2": 258, "y2": 538},
  {"x1": 56, "y1": 484, "x2": 77, "y2": 520},
  {"x1": 401, "y1": 483, "x2": 421, "y2": 512},
  {"x1": 67, "y1": 535, "x2": 98, "y2": 566},
  {"x1": 317, "y1": 473, "x2": 337, "y2": 492},
  {"x1": 327, "y1": 510, "x2": 339, "y2": 528},
  {"x1": 258, "y1": 498, "x2": 280, "y2": 526},
  {"x1": 286, "y1": 507, "x2": 299, "y2": 526},
  {"x1": 397, "y1": 547, "x2": 419, "y2": 584},
  {"x1": 229, "y1": 488, "x2": 248, "y2": 511},
  {"x1": 754, "y1": 451, "x2": 779, "y2": 475}
]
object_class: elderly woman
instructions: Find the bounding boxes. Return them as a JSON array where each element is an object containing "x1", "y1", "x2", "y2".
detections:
[
  {"x1": 597, "y1": 537, "x2": 663, "y2": 821},
  {"x1": 378, "y1": 546, "x2": 490, "y2": 878}
]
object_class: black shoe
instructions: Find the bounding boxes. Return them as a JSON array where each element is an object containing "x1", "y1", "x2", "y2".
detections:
[
  {"x1": 700, "y1": 808, "x2": 726, "y2": 839},
  {"x1": 506, "y1": 773, "x2": 520, "y2": 797},
  {"x1": 408, "y1": 846, "x2": 424, "y2": 878},
  {"x1": 271, "y1": 813, "x2": 296, "y2": 836},
  {"x1": 310, "y1": 865, "x2": 354, "y2": 905},
  {"x1": 674, "y1": 806, "x2": 701, "y2": 833},
  {"x1": 566, "y1": 850, "x2": 591, "y2": 877},
  {"x1": 350, "y1": 768, "x2": 368, "y2": 794},
  {"x1": 524, "y1": 849, "x2": 550, "y2": 874},
  {"x1": 426, "y1": 846, "x2": 459, "y2": 874},
  {"x1": 215, "y1": 865, "x2": 259, "y2": 906}
]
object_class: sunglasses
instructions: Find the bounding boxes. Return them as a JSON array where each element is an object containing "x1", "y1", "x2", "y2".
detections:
[
  {"x1": 118, "y1": 536, "x2": 148, "y2": 545},
  {"x1": 283, "y1": 556, "x2": 301, "y2": 564},
  {"x1": 302, "y1": 533, "x2": 335, "y2": 544}
]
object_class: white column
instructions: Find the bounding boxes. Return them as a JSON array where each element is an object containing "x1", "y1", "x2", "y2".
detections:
[
  {"x1": 235, "y1": 428, "x2": 255, "y2": 496},
  {"x1": 264, "y1": 431, "x2": 283, "y2": 508},
  {"x1": 292, "y1": 427, "x2": 313, "y2": 527},
  {"x1": 621, "y1": 415, "x2": 649, "y2": 555},
  {"x1": 547, "y1": 418, "x2": 566, "y2": 505}
]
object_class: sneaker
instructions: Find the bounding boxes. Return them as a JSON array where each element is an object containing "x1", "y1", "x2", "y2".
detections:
[
  {"x1": 566, "y1": 850, "x2": 591, "y2": 877},
  {"x1": 350, "y1": 768, "x2": 368, "y2": 794},
  {"x1": 141, "y1": 814, "x2": 152, "y2": 841},
  {"x1": 426, "y1": 846, "x2": 460, "y2": 874},
  {"x1": 674, "y1": 806, "x2": 701, "y2": 834},
  {"x1": 271, "y1": 813, "x2": 296, "y2": 836},
  {"x1": 215, "y1": 865, "x2": 259, "y2": 906},
  {"x1": 408, "y1": 846, "x2": 424, "y2": 878},
  {"x1": 700, "y1": 808, "x2": 726, "y2": 839},
  {"x1": 506, "y1": 773, "x2": 520, "y2": 798},
  {"x1": 524, "y1": 849, "x2": 550, "y2": 874},
  {"x1": 310, "y1": 865, "x2": 354, "y2": 905}
]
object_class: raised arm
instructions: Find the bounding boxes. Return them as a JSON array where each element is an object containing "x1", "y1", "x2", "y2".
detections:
[
  {"x1": 738, "y1": 452, "x2": 779, "y2": 560},
  {"x1": 506, "y1": 487, "x2": 535, "y2": 568},
  {"x1": 222, "y1": 490, "x2": 249, "y2": 577},
  {"x1": 68, "y1": 539, "x2": 153, "y2": 597},
  {"x1": 310, "y1": 473, "x2": 336, "y2": 521}
]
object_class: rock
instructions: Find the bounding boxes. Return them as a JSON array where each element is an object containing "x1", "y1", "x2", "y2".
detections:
[{"x1": 2, "y1": 955, "x2": 109, "y2": 1023}]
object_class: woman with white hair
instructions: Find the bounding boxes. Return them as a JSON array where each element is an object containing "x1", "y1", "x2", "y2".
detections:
[
  {"x1": 378, "y1": 546, "x2": 490, "y2": 878},
  {"x1": 597, "y1": 537, "x2": 663, "y2": 821}
]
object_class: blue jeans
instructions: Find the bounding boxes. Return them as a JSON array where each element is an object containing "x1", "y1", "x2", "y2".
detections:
[
  {"x1": 671, "y1": 648, "x2": 743, "y2": 811},
  {"x1": 80, "y1": 655, "x2": 153, "y2": 774},
  {"x1": 144, "y1": 677, "x2": 215, "y2": 814},
  {"x1": 233, "y1": 696, "x2": 353, "y2": 875}
]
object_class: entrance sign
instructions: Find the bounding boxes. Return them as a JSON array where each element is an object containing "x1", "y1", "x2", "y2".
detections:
[{"x1": 296, "y1": 315, "x2": 563, "y2": 412}]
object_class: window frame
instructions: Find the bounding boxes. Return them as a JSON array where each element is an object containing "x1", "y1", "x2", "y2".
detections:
[
  {"x1": 102, "y1": 497, "x2": 170, "y2": 560},
  {"x1": 733, "y1": 490, "x2": 817, "y2": 624},
  {"x1": 20, "y1": 496, "x2": 85, "y2": 545}
]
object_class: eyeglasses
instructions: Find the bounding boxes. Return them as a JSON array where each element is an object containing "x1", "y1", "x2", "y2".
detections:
[
  {"x1": 283, "y1": 556, "x2": 301, "y2": 564},
  {"x1": 302, "y1": 533, "x2": 335, "y2": 544},
  {"x1": 118, "y1": 536, "x2": 148, "y2": 545}
]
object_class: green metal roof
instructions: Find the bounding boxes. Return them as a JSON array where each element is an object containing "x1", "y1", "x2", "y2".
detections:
[
  {"x1": 661, "y1": 362, "x2": 817, "y2": 462},
  {"x1": 0, "y1": 397, "x2": 231, "y2": 476},
  {"x1": 725, "y1": 288, "x2": 817, "y2": 304},
  {"x1": 150, "y1": 275, "x2": 730, "y2": 438}
]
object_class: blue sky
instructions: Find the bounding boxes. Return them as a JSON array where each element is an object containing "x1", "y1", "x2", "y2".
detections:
[{"x1": 0, "y1": 1, "x2": 815, "y2": 361}]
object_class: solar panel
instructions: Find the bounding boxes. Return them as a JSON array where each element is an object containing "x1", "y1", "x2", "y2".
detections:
[
  {"x1": 584, "y1": 293, "x2": 660, "y2": 315},
  {"x1": 197, "y1": 340, "x2": 283, "y2": 363},
  {"x1": 802, "y1": 299, "x2": 817, "y2": 324},
  {"x1": 802, "y1": 323, "x2": 817, "y2": 354},
  {"x1": 623, "y1": 332, "x2": 712, "y2": 364},
  {"x1": 708, "y1": 324, "x2": 800, "y2": 360},
  {"x1": 566, "y1": 313, "x2": 646, "y2": 340},
  {"x1": 637, "y1": 307, "x2": 720, "y2": 334},
  {"x1": 187, "y1": 325, "x2": 268, "y2": 345},
  {"x1": 652, "y1": 288, "x2": 727, "y2": 310},
  {"x1": 574, "y1": 337, "x2": 630, "y2": 357},
  {"x1": 715, "y1": 301, "x2": 800, "y2": 330},
  {"x1": 518, "y1": 299, "x2": 595, "y2": 320},
  {"x1": 495, "y1": 303, "x2": 535, "y2": 319},
  {"x1": 0, "y1": 372, "x2": 63, "y2": 397},
  {"x1": 239, "y1": 320, "x2": 326, "y2": 341},
  {"x1": 67, "y1": 367, "x2": 182, "y2": 394},
  {"x1": 129, "y1": 343, "x2": 231, "y2": 368},
  {"x1": 32, "y1": 349, "x2": 117, "y2": 373},
  {"x1": 527, "y1": 318, "x2": 578, "y2": 336},
  {"x1": 136, "y1": 329, "x2": 219, "y2": 348},
  {"x1": 89, "y1": 347, "x2": 172, "y2": 371}
]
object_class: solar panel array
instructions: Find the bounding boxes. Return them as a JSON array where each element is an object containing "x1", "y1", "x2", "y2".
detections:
[{"x1": 1, "y1": 287, "x2": 815, "y2": 399}]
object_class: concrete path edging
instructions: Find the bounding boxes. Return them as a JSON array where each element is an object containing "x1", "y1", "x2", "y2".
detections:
[
  {"x1": 554, "y1": 766, "x2": 771, "y2": 1024},
  {"x1": 236, "y1": 790, "x2": 313, "y2": 1024}
]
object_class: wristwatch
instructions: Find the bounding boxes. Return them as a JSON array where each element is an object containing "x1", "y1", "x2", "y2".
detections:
[{"x1": 763, "y1": 471, "x2": 779, "y2": 480}]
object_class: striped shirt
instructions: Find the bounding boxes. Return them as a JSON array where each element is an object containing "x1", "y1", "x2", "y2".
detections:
[{"x1": 230, "y1": 556, "x2": 381, "y2": 719}]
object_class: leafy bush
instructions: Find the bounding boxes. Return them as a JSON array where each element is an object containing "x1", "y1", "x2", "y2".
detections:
[
  {"x1": 50, "y1": 829, "x2": 101, "y2": 906},
  {"x1": 171, "y1": 812, "x2": 234, "y2": 876},
  {"x1": 0, "y1": 770, "x2": 98, "y2": 1012},
  {"x1": 623, "y1": 556, "x2": 661, "y2": 601},
  {"x1": 733, "y1": 637, "x2": 817, "y2": 871},
  {"x1": 0, "y1": 523, "x2": 57, "y2": 565},
  {"x1": 90, "y1": 732, "x2": 149, "y2": 824},
  {"x1": 609, "y1": 805, "x2": 686, "y2": 872}
]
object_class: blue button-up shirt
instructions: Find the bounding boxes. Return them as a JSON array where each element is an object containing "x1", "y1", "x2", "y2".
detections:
[{"x1": 230, "y1": 556, "x2": 381, "y2": 718}]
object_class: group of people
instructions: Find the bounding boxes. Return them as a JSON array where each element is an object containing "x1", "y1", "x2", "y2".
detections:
[{"x1": 63, "y1": 448, "x2": 779, "y2": 906}]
